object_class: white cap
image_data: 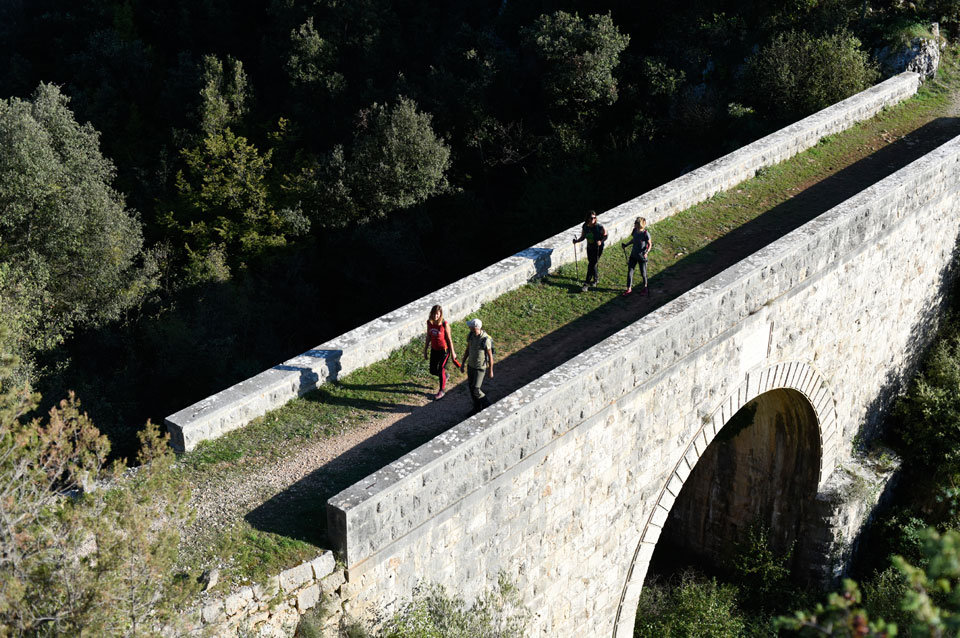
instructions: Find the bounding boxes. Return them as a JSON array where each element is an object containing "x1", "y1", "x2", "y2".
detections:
[{"x1": 466, "y1": 318, "x2": 482, "y2": 329}]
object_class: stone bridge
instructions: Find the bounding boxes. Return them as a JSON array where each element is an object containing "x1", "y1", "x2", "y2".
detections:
[{"x1": 327, "y1": 130, "x2": 960, "y2": 635}]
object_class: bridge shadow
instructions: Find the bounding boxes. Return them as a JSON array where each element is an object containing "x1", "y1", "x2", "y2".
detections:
[{"x1": 244, "y1": 117, "x2": 960, "y2": 549}]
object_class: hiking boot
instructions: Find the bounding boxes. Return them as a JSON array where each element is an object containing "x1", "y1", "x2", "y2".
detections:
[
  {"x1": 435, "y1": 390, "x2": 445, "y2": 400},
  {"x1": 581, "y1": 284, "x2": 589, "y2": 292}
]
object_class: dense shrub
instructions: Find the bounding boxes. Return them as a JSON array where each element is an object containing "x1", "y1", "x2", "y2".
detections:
[
  {"x1": 297, "y1": 576, "x2": 528, "y2": 638},
  {"x1": 746, "y1": 30, "x2": 878, "y2": 121},
  {"x1": 894, "y1": 316, "x2": 960, "y2": 476},
  {"x1": 634, "y1": 572, "x2": 746, "y2": 638}
]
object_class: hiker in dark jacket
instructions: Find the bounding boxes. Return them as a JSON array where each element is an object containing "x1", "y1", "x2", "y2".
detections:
[{"x1": 573, "y1": 210, "x2": 608, "y2": 291}]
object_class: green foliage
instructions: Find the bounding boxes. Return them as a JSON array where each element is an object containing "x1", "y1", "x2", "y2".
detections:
[
  {"x1": 894, "y1": 528, "x2": 960, "y2": 635},
  {"x1": 198, "y1": 54, "x2": 252, "y2": 135},
  {"x1": 287, "y1": 17, "x2": 345, "y2": 95},
  {"x1": 728, "y1": 525, "x2": 793, "y2": 604},
  {"x1": 781, "y1": 529, "x2": 960, "y2": 637},
  {"x1": 0, "y1": 83, "x2": 151, "y2": 373},
  {"x1": 349, "y1": 97, "x2": 452, "y2": 216},
  {"x1": 379, "y1": 575, "x2": 528, "y2": 638},
  {"x1": 523, "y1": 11, "x2": 630, "y2": 116},
  {"x1": 164, "y1": 128, "x2": 306, "y2": 263},
  {"x1": 634, "y1": 572, "x2": 746, "y2": 638},
  {"x1": 0, "y1": 325, "x2": 194, "y2": 636},
  {"x1": 288, "y1": 97, "x2": 451, "y2": 227},
  {"x1": 778, "y1": 579, "x2": 896, "y2": 637},
  {"x1": 746, "y1": 30, "x2": 878, "y2": 120},
  {"x1": 860, "y1": 567, "x2": 911, "y2": 632},
  {"x1": 894, "y1": 317, "x2": 960, "y2": 476}
]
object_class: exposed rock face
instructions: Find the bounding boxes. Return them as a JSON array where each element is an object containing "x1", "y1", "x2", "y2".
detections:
[{"x1": 876, "y1": 23, "x2": 942, "y2": 80}]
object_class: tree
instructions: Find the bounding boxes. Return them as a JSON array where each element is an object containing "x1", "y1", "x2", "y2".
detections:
[
  {"x1": 0, "y1": 84, "x2": 150, "y2": 374},
  {"x1": 0, "y1": 324, "x2": 193, "y2": 636},
  {"x1": 746, "y1": 30, "x2": 878, "y2": 120},
  {"x1": 163, "y1": 127, "x2": 308, "y2": 266},
  {"x1": 286, "y1": 17, "x2": 345, "y2": 96},
  {"x1": 522, "y1": 11, "x2": 630, "y2": 117},
  {"x1": 350, "y1": 97, "x2": 452, "y2": 215},
  {"x1": 288, "y1": 97, "x2": 451, "y2": 227},
  {"x1": 779, "y1": 529, "x2": 960, "y2": 637},
  {"x1": 197, "y1": 54, "x2": 251, "y2": 135}
]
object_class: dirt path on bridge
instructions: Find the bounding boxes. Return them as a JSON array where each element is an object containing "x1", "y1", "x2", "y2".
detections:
[{"x1": 181, "y1": 83, "x2": 960, "y2": 577}]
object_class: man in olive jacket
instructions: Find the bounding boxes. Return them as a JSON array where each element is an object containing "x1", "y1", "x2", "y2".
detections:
[{"x1": 461, "y1": 318, "x2": 494, "y2": 415}]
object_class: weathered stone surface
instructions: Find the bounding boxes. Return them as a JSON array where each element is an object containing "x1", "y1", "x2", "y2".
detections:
[
  {"x1": 165, "y1": 72, "x2": 922, "y2": 452},
  {"x1": 321, "y1": 570, "x2": 346, "y2": 593},
  {"x1": 311, "y1": 551, "x2": 336, "y2": 581},
  {"x1": 279, "y1": 563, "x2": 314, "y2": 593},
  {"x1": 200, "y1": 568, "x2": 219, "y2": 592},
  {"x1": 877, "y1": 23, "x2": 942, "y2": 80},
  {"x1": 253, "y1": 575, "x2": 280, "y2": 601},
  {"x1": 201, "y1": 600, "x2": 224, "y2": 624},
  {"x1": 224, "y1": 587, "x2": 253, "y2": 616},
  {"x1": 297, "y1": 584, "x2": 321, "y2": 613}
]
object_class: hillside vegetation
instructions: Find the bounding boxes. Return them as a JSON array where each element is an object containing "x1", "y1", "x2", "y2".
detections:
[
  {"x1": 0, "y1": 0, "x2": 951, "y2": 458},
  {"x1": 2, "y1": 1, "x2": 960, "y2": 636}
]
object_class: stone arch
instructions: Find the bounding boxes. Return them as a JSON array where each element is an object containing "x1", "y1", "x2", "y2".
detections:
[{"x1": 611, "y1": 360, "x2": 839, "y2": 637}]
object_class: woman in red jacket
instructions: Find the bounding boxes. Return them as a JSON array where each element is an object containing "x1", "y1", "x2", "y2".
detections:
[{"x1": 424, "y1": 304, "x2": 458, "y2": 400}]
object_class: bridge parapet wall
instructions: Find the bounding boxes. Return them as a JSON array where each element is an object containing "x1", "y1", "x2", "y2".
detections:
[
  {"x1": 329, "y1": 132, "x2": 960, "y2": 634},
  {"x1": 165, "y1": 73, "x2": 921, "y2": 452}
]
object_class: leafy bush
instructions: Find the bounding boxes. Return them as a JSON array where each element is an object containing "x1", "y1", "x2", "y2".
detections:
[
  {"x1": 781, "y1": 529, "x2": 960, "y2": 637},
  {"x1": 728, "y1": 525, "x2": 793, "y2": 606},
  {"x1": 380, "y1": 576, "x2": 527, "y2": 638},
  {"x1": 323, "y1": 576, "x2": 528, "y2": 638},
  {"x1": 746, "y1": 30, "x2": 878, "y2": 121},
  {"x1": 522, "y1": 11, "x2": 630, "y2": 116},
  {"x1": 634, "y1": 572, "x2": 746, "y2": 638},
  {"x1": 894, "y1": 317, "x2": 960, "y2": 476}
]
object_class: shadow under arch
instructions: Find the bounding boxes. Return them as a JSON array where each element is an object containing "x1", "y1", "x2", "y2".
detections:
[{"x1": 612, "y1": 360, "x2": 839, "y2": 638}]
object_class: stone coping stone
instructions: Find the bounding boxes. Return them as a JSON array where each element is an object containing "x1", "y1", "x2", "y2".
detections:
[
  {"x1": 327, "y1": 131, "x2": 960, "y2": 568},
  {"x1": 165, "y1": 72, "x2": 920, "y2": 452}
]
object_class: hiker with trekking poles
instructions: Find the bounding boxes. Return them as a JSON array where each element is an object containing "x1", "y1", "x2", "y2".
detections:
[
  {"x1": 621, "y1": 216, "x2": 652, "y2": 297},
  {"x1": 424, "y1": 304, "x2": 458, "y2": 400},
  {"x1": 572, "y1": 210, "x2": 607, "y2": 292}
]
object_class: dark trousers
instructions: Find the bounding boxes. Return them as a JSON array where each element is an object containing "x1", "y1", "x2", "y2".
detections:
[
  {"x1": 586, "y1": 242, "x2": 604, "y2": 284},
  {"x1": 627, "y1": 254, "x2": 648, "y2": 289},
  {"x1": 467, "y1": 366, "x2": 490, "y2": 411},
  {"x1": 429, "y1": 349, "x2": 449, "y2": 390}
]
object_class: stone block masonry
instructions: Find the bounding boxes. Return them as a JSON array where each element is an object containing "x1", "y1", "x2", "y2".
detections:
[
  {"x1": 174, "y1": 550, "x2": 355, "y2": 638},
  {"x1": 327, "y1": 131, "x2": 960, "y2": 636},
  {"x1": 165, "y1": 72, "x2": 919, "y2": 452}
]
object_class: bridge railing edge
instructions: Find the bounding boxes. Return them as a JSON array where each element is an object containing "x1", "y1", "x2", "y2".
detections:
[{"x1": 165, "y1": 72, "x2": 921, "y2": 453}]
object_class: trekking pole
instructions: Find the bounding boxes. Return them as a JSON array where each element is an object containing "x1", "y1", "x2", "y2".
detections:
[{"x1": 572, "y1": 237, "x2": 580, "y2": 282}]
